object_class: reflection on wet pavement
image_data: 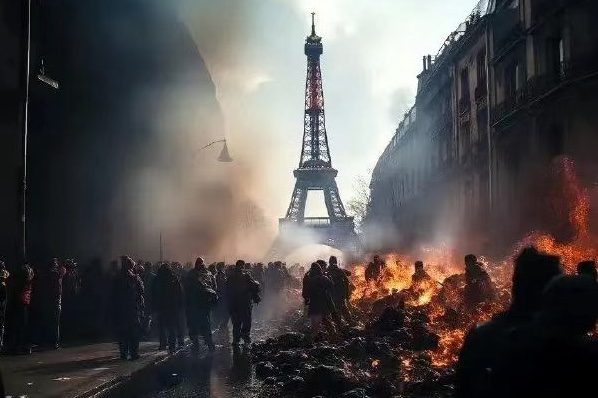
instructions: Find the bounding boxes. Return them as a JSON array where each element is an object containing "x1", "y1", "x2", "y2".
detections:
[{"x1": 121, "y1": 345, "x2": 262, "y2": 398}]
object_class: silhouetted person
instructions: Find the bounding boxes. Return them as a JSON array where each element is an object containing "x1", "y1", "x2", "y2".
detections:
[
  {"x1": 226, "y1": 260, "x2": 260, "y2": 346},
  {"x1": 40, "y1": 258, "x2": 66, "y2": 349},
  {"x1": 112, "y1": 256, "x2": 145, "y2": 360},
  {"x1": 496, "y1": 275, "x2": 598, "y2": 398},
  {"x1": 7, "y1": 262, "x2": 34, "y2": 354},
  {"x1": 185, "y1": 257, "x2": 217, "y2": 353},
  {"x1": 577, "y1": 260, "x2": 597, "y2": 282},
  {"x1": 302, "y1": 262, "x2": 335, "y2": 333},
  {"x1": 463, "y1": 254, "x2": 494, "y2": 309},
  {"x1": 152, "y1": 263, "x2": 183, "y2": 353},
  {"x1": 365, "y1": 255, "x2": 385, "y2": 282},
  {"x1": 0, "y1": 261, "x2": 9, "y2": 350},
  {"x1": 214, "y1": 262, "x2": 230, "y2": 342},
  {"x1": 455, "y1": 247, "x2": 562, "y2": 398},
  {"x1": 62, "y1": 259, "x2": 81, "y2": 340},
  {"x1": 327, "y1": 256, "x2": 352, "y2": 323}
]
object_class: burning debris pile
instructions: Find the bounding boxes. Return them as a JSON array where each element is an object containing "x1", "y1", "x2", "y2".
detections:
[{"x1": 250, "y1": 158, "x2": 596, "y2": 398}]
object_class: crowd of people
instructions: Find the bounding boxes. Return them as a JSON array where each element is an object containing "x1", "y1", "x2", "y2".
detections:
[
  {"x1": 0, "y1": 256, "x2": 299, "y2": 359},
  {"x1": 0, "y1": 246, "x2": 596, "y2": 397}
]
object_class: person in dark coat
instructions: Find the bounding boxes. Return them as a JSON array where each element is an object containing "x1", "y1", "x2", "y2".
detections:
[
  {"x1": 185, "y1": 257, "x2": 217, "y2": 353},
  {"x1": 226, "y1": 260, "x2": 260, "y2": 346},
  {"x1": 327, "y1": 256, "x2": 352, "y2": 323},
  {"x1": 496, "y1": 275, "x2": 598, "y2": 398},
  {"x1": 152, "y1": 263, "x2": 183, "y2": 353},
  {"x1": 113, "y1": 256, "x2": 145, "y2": 360},
  {"x1": 302, "y1": 262, "x2": 335, "y2": 333},
  {"x1": 577, "y1": 260, "x2": 597, "y2": 282},
  {"x1": 0, "y1": 261, "x2": 9, "y2": 350},
  {"x1": 40, "y1": 258, "x2": 66, "y2": 349},
  {"x1": 214, "y1": 262, "x2": 230, "y2": 343},
  {"x1": 7, "y1": 263, "x2": 34, "y2": 354},
  {"x1": 62, "y1": 259, "x2": 81, "y2": 340},
  {"x1": 463, "y1": 255, "x2": 495, "y2": 309},
  {"x1": 455, "y1": 247, "x2": 561, "y2": 398}
]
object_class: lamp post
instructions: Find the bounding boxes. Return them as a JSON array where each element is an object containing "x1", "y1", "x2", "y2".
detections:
[
  {"x1": 20, "y1": 0, "x2": 60, "y2": 263},
  {"x1": 196, "y1": 139, "x2": 233, "y2": 162}
]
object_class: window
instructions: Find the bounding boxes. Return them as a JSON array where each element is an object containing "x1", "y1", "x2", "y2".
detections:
[
  {"x1": 460, "y1": 68, "x2": 470, "y2": 101},
  {"x1": 477, "y1": 50, "x2": 487, "y2": 85}
]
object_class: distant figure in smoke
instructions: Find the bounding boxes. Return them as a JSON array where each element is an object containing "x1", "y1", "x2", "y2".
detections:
[
  {"x1": 0, "y1": 261, "x2": 9, "y2": 350},
  {"x1": 226, "y1": 260, "x2": 260, "y2": 346},
  {"x1": 39, "y1": 258, "x2": 66, "y2": 349},
  {"x1": 185, "y1": 257, "x2": 217, "y2": 353},
  {"x1": 214, "y1": 262, "x2": 230, "y2": 343},
  {"x1": 152, "y1": 263, "x2": 183, "y2": 353},
  {"x1": 327, "y1": 256, "x2": 352, "y2": 323},
  {"x1": 463, "y1": 255, "x2": 494, "y2": 309},
  {"x1": 112, "y1": 256, "x2": 145, "y2": 360},
  {"x1": 455, "y1": 247, "x2": 561, "y2": 398},
  {"x1": 302, "y1": 262, "x2": 335, "y2": 333},
  {"x1": 577, "y1": 260, "x2": 597, "y2": 282},
  {"x1": 497, "y1": 275, "x2": 598, "y2": 398},
  {"x1": 62, "y1": 259, "x2": 81, "y2": 340},
  {"x1": 7, "y1": 262, "x2": 34, "y2": 355},
  {"x1": 365, "y1": 255, "x2": 385, "y2": 282}
]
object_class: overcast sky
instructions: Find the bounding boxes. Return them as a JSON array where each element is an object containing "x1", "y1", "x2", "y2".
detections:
[{"x1": 180, "y1": 0, "x2": 478, "y2": 223}]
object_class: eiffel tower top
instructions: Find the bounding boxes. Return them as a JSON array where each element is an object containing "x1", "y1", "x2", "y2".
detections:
[
  {"x1": 307, "y1": 12, "x2": 321, "y2": 43},
  {"x1": 300, "y1": 12, "x2": 331, "y2": 169},
  {"x1": 305, "y1": 12, "x2": 323, "y2": 57}
]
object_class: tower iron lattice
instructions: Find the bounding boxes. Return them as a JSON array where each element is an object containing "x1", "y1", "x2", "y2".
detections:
[{"x1": 272, "y1": 13, "x2": 359, "y2": 257}]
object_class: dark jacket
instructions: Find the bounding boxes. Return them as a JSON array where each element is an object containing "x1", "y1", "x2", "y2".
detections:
[
  {"x1": 226, "y1": 269, "x2": 260, "y2": 312},
  {"x1": 302, "y1": 268, "x2": 335, "y2": 316},
  {"x1": 185, "y1": 267, "x2": 217, "y2": 310},
  {"x1": 151, "y1": 265, "x2": 183, "y2": 313},
  {"x1": 327, "y1": 266, "x2": 350, "y2": 302},
  {"x1": 113, "y1": 270, "x2": 145, "y2": 328}
]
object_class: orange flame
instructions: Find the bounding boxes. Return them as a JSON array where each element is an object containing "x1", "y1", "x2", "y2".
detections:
[{"x1": 350, "y1": 157, "x2": 596, "y2": 369}]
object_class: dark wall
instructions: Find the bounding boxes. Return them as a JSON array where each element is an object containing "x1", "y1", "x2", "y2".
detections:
[
  {"x1": 1, "y1": 0, "x2": 223, "y2": 265},
  {"x1": 0, "y1": 2, "x2": 25, "y2": 267}
]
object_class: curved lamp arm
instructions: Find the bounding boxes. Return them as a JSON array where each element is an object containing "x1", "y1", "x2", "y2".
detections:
[{"x1": 198, "y1": 139, "x2": 227, "y2": 152}]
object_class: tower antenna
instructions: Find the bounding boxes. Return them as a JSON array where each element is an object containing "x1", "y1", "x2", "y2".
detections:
[{"x1": 311, "y1": 12, "x2": 316, "y2": 36}]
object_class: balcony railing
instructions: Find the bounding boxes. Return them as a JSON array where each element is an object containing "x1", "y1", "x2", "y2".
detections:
[{"x1": 492, "y1": 54, "x2": 598, "y2": 124}]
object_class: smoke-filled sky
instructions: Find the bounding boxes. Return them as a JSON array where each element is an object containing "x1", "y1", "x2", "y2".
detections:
[{"x1": 178, "y1": 0, "x2": 477, "y2": 223}]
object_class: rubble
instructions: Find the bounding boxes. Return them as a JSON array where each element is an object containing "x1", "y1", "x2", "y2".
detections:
[{"x1": 251, "y1": 303, "x2": 454, "y2": 398}]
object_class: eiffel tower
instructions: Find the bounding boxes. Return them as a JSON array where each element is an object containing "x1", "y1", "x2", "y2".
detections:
[{"x1": 271, "y1": 14, "x2": 359, "y2": 258}]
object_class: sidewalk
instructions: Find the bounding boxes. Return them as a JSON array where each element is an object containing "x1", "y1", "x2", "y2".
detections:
[{"x1": 0, "y1": 342, "x2": 170, "y2": 398}]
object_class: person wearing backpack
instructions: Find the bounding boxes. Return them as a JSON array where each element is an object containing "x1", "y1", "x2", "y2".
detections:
[{"x1": 185, "y1": 257, "x2": 217, "y2": 353}]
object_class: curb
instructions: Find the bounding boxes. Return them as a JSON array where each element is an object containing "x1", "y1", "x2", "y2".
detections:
[{"x1": 75, "y1": 347, "x2": 187, "y2": 398}]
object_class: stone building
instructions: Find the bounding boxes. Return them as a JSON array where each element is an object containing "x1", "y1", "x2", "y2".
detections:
[{"x1": 367, "y1": 0, "x2": 598, "y2": 254}]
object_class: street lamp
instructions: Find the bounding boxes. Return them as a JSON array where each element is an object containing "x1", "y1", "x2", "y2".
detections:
[
  {"x1": 196, "y1": 139, "x2": 233, "y2": 162},
  {"x1": 20, "y1": 0, "x2": 60, "y2": 263}
]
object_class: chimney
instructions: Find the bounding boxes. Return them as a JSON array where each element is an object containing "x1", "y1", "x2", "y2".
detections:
[
  {"x1": 422, "y1": 56, "x2": 427, "y2": 72},
  {"x1": 427, "y1": 55, "x2": 433, "y2": 69}
]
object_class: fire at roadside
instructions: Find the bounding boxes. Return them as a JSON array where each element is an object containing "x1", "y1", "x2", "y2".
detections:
[{"x1": 250, "y1": 159, "x2": 597, "y2": 398}]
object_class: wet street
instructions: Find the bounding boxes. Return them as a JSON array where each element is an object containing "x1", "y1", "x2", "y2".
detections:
[{"x1": 112, "y1": 346, "x2": 263, "y2": 398}]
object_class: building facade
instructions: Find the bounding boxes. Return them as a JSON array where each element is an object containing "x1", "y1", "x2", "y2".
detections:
[{"x1": 367, "y1": 0, "x2": 598, "y2": 254}]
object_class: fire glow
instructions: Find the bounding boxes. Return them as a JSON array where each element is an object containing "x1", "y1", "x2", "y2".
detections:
[{"x1": 350, "y1": 157, "x2": 596, "y2": 370}]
